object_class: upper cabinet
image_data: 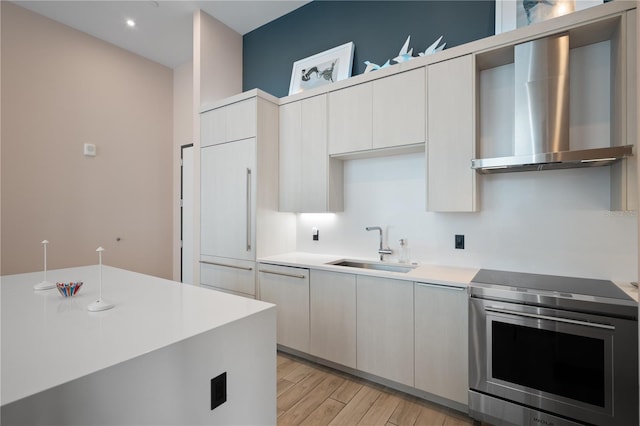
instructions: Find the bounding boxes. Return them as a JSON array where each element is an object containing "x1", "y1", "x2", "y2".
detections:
[
  {"x1": 328, "y1": 83, "x2": 372, "y2": 155},
  {"x1": 201, "y1": 98, "x2": 256, "y2": 147},
  {"x1": 426, "y1": 55, "x2": 477, "y2": 212},
  {"x1": 279, "y1": 94, "x2": 344, "y2": 213},
  {"x1": 372, "y1": 68, "x2": 426, "y2": 149},
  {"x1": 328, "y1": 68, "x2": 426, "y2": 156}
]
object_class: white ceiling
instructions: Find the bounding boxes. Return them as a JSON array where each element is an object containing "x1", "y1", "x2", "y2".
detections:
[{"x1": 13, "y1": 1, "x2": 310, "y2": 69}]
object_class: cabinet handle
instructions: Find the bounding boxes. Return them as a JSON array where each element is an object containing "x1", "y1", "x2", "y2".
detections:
[
  {"x1": 200, "y1": 260, "x2": 253, "y2": 271},
  {"x1": 486, "y1": 306, "x2": 615, "y2": 330},
  {"x1": 259, "y1": 269, "x2": 306, "y2": 279},
  {"x1": 415, "y1": 282, "x2": 467, "y2": 291},
  {"x1": 246, "y1": 168, "x2": 252, "y2": 252}
]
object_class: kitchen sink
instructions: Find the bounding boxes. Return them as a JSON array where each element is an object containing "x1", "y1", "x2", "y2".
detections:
[{"x1": 328, "y1": 259, "x2": 416, "y2": 274}]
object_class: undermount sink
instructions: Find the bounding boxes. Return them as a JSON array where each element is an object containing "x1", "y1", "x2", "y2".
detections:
[{"x1": 328, "y1": 259, "x2": 417, "y2": 274}]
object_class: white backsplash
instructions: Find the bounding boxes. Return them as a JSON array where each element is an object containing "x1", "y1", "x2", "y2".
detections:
[{"x1": 296, "y1": 153, "x2": 638, "y2": 282}]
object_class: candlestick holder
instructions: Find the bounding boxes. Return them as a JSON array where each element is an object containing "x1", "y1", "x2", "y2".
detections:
[
  {"x1": 34, "y1": 240, "x2": 55, "y2": 290},
  {"x1": 87, "y1": 246, "x2": 114, "y2": 312}
]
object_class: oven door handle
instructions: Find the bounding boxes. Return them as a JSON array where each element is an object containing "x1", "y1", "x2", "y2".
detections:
[{"x1": 486, "y1": 306, "x2": 615, "y2": 330}]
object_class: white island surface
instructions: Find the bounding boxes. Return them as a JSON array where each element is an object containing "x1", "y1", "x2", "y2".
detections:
[{"x1": 1, "y1": 265, "x2": 276, "y2": 425}]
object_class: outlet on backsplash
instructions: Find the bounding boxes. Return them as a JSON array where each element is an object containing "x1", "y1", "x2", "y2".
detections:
[{"x1": 455, "y1": 234, "x2": 465, "y2": 250}]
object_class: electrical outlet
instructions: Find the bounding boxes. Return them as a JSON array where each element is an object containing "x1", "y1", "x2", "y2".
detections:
[
  {"x1": 211, "y1": 372, "x2": 227, "y2": 410},
  {"x1": 312, "y1": 227, "x2": 319, "y2": 241},
  {"x1": 455, "y1": 234, "x2": 465, "y2": 250}
]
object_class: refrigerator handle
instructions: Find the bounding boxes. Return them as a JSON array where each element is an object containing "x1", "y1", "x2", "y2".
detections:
[{"x1": 246, "y1": 168, "x2": 252, "y2": 252}]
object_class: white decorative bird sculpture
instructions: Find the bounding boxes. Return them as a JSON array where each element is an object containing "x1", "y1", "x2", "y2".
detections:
[
  {"x1": 393, "y1": 36, "x2": 414, "y2": 63},
  {"x1": 419, "y1": 35, "x2": 446, "y2": 56}
]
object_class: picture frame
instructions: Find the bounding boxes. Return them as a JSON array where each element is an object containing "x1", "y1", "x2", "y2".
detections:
[
  {"x1": 495, "y1": 0, "x2": 603, "y2": 35},
  {"x1": 289, "y1": 41, "x2": 355, "y2": 95}
]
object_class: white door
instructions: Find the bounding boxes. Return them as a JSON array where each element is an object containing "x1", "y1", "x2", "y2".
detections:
[
  {"x1": 181, "y1": 144, "x2": 194, "y2": 284},
  {"x1": 201, "y1": 138, "x2": 256, "y2": 260}
]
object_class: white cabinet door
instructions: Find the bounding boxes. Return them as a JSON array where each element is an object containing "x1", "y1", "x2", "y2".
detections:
[
  {"x1": 328, "y1": 83, "x2": 372, "y2": 155},
  {"x1": 201, "y1": 139, "x2": 256, "y2": 260},
  {"x1": 200, "y1": 107, "x2": 227, "y2": 147},
  {"x1": 200, "y1": 256, "x2": 256, "y2": 297},
  {"x1": 201, "y1": 98, "x2": 257, "y2": 147},
  {"x1": 356, "y1": 275, "x2": 414, "y2": 386},
  {"x1": 414, "y1": 282, "x2": 468, "y2": 405},
  {"x1": 226, "y1": 98, "x2": 256, "y2": 142},
  {"x1": 258, "y1": 264, "x2": 309, "y2": 352},
  {"x1": 310, "y1": 270, "x2": 356, "y2": 368},
  {"x1": 427, "y1": 55, "x2": 477, "y2": 212},
  {"x1": 300, "y1": 95, "x2": 332, "y2": 212},
  {"x1": 373, "y1": 68, "x2": 426, "y2": 149},
  {"x1": 278, "y1": 101, "x2": 302, "y2": 212},
  {"x1": 280, "y1": 95, "x2": 343, "y2": 213}
]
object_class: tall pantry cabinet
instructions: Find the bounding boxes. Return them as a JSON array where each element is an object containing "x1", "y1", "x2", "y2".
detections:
[{"x1": 199, "y1": 90, "x2": 295, "y2": 298}]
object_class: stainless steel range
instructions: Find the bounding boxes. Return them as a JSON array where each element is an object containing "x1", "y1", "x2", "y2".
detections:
[{"x1": 469, "y1": 269, "x2": 638, "y2": 426}]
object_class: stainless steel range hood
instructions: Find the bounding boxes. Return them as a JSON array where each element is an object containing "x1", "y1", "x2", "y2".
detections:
[{"x1": 472, "y1": 33, "x2": 633, "y2": 174}]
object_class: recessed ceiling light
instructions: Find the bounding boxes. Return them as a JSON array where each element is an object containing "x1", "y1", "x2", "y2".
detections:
[{"x1": 126, "y1": 19, "x2": 136, "y2": 28}]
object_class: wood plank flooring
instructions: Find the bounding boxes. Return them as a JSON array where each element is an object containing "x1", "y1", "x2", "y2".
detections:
[{"x1": 277, "y1": 352, "x2": 477, "y2": 426}]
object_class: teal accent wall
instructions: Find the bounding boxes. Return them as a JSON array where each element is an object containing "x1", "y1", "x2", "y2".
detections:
[{"x1": 243, "y1": 1, "x2": 495, "y2": 97}]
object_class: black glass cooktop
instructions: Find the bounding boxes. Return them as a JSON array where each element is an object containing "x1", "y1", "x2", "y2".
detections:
[{"x1": 472, "y1": 269, "x2": 633, "y2": 301}]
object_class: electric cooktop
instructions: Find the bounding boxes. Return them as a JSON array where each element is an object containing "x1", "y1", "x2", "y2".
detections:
[{"x1": 470, "y1": 269, "x2": 637, "y2": 319}]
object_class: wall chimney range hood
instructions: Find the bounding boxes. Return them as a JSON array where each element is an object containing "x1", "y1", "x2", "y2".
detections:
[{"x1": 472, "y1": 33, "x2": 633, "y2": 174}]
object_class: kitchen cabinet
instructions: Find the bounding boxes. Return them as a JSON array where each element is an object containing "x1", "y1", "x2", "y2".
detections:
[
  {"x1": 201, "y1": 97, "x2": 256, "y2": 147},
  {"x1": 199, "y1": 256, "x2": 256, "y2": 297},
  {"x1": 328, "y1": 68, "x2": 426, "y2": 156},
  {"x1": 200, "y1": 92, "x2": 295, "y2": 297},
  {"x1": 309, "y1": 270, "x2": 356, "y2": 368},
  {"x1": 356, "y1": 275, "x2": 414, "y2": 386},
  {"x1": 414, "y1": 282, "x2": 468, "y2": 405},
  {"x1": 258, "y1": 264, "x2": 310, "y2": 352},
  {"x1": 426, "y1": 54, "x2": 477, "y2": 212},
  {"x1": 279, "y1": 95, "x2": 344, "y2": 212},
  {"x1": 328, "y1": 83, "x2": 372, "y2": 155},
  {"x1": 372, "y1": 68, "x2": 426, "y2": 149}
]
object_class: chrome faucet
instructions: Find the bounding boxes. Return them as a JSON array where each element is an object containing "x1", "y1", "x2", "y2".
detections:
[{"x1": 366, "y1": 226, "x2": 393, "y2": 261}]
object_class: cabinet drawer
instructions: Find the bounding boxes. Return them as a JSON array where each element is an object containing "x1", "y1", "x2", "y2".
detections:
[{"x1": 200, "y1": 257, "x2": 256, "y2": 296}]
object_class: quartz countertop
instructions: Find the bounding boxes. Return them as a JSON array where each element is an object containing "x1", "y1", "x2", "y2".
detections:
[
  {"x1": 1, "y1": 265, "x2": 274, "y2": 406},
  {"x1": 258, "y1": 252, "x2": 478, "y2": 288},
  {"x1": 258, "y1": 252, "x2": 639, "y2": 302}
]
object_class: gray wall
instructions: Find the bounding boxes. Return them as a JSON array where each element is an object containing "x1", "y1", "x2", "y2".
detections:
[{"x1": 243, "y1": 0, "x2": 495, "y2": 97}]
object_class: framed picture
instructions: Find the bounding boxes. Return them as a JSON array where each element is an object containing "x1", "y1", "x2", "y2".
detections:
[
  {"x1": 495, "y1": 0, "x2": 603, "y2": 34},
  {"x1": 289, "y1": 41, "x2": 355, "y2": 95}
]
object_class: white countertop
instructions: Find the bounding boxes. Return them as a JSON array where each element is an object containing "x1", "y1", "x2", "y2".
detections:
[
  {"x1": 258, "y1": 252, "x2": 478, "y2": 288},
  {"x1": 1, "y1": 265, "x2": 274, "y2": 406},
  {"x1": 258, "y1": 252, "x2": 639, "y2": 302}
]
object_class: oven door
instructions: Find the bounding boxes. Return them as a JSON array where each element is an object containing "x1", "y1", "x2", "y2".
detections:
[{"x1": 469, "y1": 297, "x2": 638, "y2": 426}]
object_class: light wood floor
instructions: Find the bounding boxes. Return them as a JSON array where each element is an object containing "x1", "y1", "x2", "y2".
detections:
[{"x1": 277, "y1": 352, "x2": 477, "y2": 426}]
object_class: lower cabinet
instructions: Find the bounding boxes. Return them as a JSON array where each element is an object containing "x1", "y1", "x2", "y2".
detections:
[
  {"x1": 356, "y1": 275, "x2": 414, "y2": 387},
  {"x1": 414, "y1": 282, "x2": 468, "y2": 404},
  {"x1": 258, "y1": 264, "x2": 310, "y2": 352},
  {"x1": 257, "y1": 262, "x2": 469, "y2": 407},
  {"x1": 309, "y1": 270, "x2": 357, "y2": 368},
  {"x1": 200, "y1": 256, "x2": 256, "y2": 298}
]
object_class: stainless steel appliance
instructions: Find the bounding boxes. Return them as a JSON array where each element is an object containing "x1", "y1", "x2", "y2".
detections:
[
  {"x1": 471, "y1": 34, "x2": 633, "y2": 174},
  {"x1": 469, "y1": 269, "x2": 638, "y2": 426}
]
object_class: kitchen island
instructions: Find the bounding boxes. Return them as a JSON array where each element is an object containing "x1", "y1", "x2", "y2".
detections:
[{"x1": 1, "y1": 265, "x2": 276, "y2": 425}]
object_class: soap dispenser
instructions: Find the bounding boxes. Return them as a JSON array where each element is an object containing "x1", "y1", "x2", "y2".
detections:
[{"x1": 399, "y1": 239, "x2": 409, "y2": 263}]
